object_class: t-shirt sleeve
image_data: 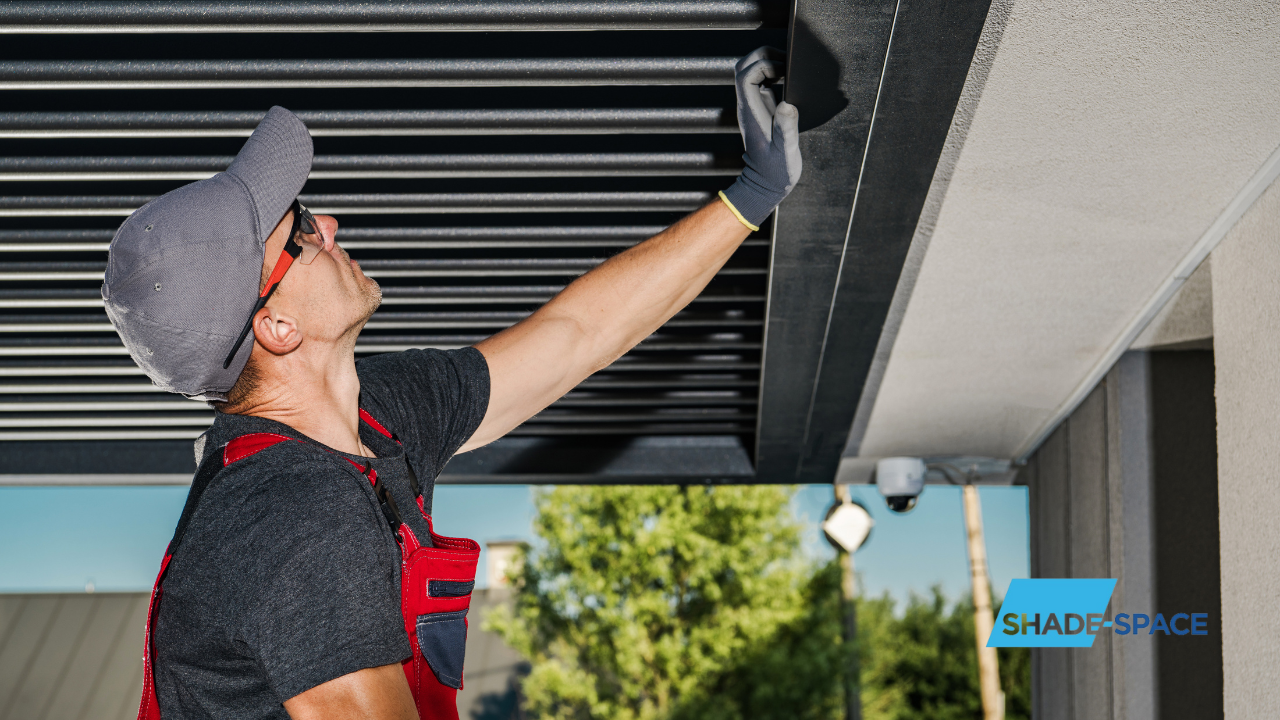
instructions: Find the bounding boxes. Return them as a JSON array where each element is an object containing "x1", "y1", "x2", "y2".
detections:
[
  {"x1": 356, "y1": 347, "x2": 491, "y2": 477},
  {"x1": 227, "y1": 459, "x2": 411, "y2": 701}
]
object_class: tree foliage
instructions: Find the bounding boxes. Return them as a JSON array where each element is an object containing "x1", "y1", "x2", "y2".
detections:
[
  {"x1": 485, "y1": 485, "x2": 847, "y2": 720},
  {"x1": 858, "y1": 590, "x2": 1031, "y2": 720},
  {"x1": 487, "y1": 485, "x2": 1031, "y2": 720}
]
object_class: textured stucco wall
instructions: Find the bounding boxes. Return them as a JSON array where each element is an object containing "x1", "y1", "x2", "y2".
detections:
[
  {"x1": 858, "y1": 0, "x2": 1280, "y2": 458},
  {"x1": 1130, "y1": 257, "x2": 1212, "y2": 350},
  {"x1": 1210, "y1": 177, "x2": 1280, "y2": 718}
]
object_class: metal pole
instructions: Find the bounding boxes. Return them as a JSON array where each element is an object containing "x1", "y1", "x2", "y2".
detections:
[
  {"x1": 962, "y1": 483, "x2": 1004, "y2": 720},
  {"x1": 834, "y1": 483, "x2": 861, "y2": 720}
]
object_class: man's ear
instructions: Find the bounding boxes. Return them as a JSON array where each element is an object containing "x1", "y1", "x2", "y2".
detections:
[{"x1": 251, "y1": 306, "x2": 302, "y2": 356}]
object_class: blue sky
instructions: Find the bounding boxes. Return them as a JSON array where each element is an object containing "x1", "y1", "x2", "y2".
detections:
[
  {"x1": 0, "y1": 483, "x2": 1028, "y2": 607},
  {"x1": 790, "y1": 484, "x2": 1030, "y2": 607}
]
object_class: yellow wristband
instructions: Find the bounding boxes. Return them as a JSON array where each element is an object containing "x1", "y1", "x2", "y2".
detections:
[{"x1": 718, "y1": 191, "x2": 760, "y2": 232}]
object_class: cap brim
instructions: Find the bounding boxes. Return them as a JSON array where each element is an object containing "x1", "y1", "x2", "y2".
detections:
[{"x1": 225, "y1": 106, "x2": 314, "y2": 244}]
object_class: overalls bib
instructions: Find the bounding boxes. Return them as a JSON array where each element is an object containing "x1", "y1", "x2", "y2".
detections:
[{"x1": 137, "y1": 409, "x2": 480, "y2": 720}]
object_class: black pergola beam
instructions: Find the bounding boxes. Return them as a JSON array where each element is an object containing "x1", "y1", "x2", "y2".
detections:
[
  {"x1": 754, "y1": 0, "x2": 992, "y2": 483},
  {"x1": 0, "y1": 435, "x2": 756, "y2": 484}
]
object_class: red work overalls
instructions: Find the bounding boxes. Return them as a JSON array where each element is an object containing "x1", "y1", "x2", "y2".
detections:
[{"x1": 137, "y1": 409, "x2": 480, "y2": 720}]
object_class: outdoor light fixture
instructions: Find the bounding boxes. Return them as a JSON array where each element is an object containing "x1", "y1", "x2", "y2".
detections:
[
  {"x1": 823, "y1": 496, "x2": 875, "y2": 553},
  {"x1": 875, "y1": 456, "x2": 928, "y2": 513}
]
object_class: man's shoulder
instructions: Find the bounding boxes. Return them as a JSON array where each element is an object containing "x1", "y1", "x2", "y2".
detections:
[
  {"x1": 354, "y1": 347, "x2": 489, "y2": 455},
  {"x1": 192, "y1": 441, "x2": 378, "y2": 543}
]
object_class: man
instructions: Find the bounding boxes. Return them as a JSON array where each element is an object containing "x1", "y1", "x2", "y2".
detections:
[{"x1": 105, "y1": 48, "x2": 799, "y2": 719}]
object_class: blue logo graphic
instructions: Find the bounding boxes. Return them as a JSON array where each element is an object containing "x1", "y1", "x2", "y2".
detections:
[
  {"x1": 987, "y1": 579, "x2": 1211, "y2": 648},
  {"x1": 987, "y1": 579, "x2": 1116, "y2": 648}
]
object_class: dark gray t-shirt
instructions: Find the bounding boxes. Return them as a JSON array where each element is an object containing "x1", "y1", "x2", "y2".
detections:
[{"x1": 153, "y1": 348, "x2": 489, "y2": 719}]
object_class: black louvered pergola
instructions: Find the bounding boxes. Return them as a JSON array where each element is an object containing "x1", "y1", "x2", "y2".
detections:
[{"x1": 0, "y1": 0, "x2": 991, "y2": 484}]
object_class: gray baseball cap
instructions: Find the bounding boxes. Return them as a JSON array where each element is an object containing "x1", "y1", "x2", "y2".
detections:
[{"x1": 102, "y1": 106, "x2": 313, "y2": 401}]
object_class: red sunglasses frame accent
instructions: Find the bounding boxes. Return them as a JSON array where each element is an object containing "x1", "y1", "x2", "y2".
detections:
[{"x1": 222, "y1": 201, "x2": 308, "y2": 369}]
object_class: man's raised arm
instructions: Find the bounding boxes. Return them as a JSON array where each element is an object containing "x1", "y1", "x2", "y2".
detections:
[{"x1": 461, "y1": 47, "x2": 801, "y2": 452}]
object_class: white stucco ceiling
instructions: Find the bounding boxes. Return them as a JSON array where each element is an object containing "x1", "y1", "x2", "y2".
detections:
[{"x1": 854, "y1": 0, "x2": 1280, "y2": 460}]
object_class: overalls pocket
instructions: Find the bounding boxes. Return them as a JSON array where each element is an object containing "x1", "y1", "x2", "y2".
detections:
[
  {"x1": 428, "y1": 579, "x2": 475, "y2": 597},
  {"x1": 416, "y1": 609, "x2": 468, "y2": 690}
]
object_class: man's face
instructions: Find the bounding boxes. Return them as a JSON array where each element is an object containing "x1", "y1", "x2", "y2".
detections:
[{"x1": 260, "y1": 209, "x2": 381, "y2": 346}]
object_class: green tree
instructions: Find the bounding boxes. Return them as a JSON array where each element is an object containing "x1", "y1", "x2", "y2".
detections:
[
  {"x1": 487, "y1": 485, "x2": 1031, "y2": 720},
  {"x1": 857, "y1": 589, "x2": 1031, "y2": 720},
  {"x1": 485, "y1": 485, "x2": 847, "y2": 720}
]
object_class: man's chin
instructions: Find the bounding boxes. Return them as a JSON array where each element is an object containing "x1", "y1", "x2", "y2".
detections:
[
  {"x1": 343, "y1": 278, "x2": 381, "y2": 340},
  {"x1": 361, "y1": 277, "x2": 383, "y2": 318}
]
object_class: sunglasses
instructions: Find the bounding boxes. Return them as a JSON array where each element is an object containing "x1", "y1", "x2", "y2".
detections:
[{"x1": 222, "y1": 200, "x2": 328, "y2": 369}]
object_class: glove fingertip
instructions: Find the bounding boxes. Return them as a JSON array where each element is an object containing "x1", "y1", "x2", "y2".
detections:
[
  {"x1": 736, "y1": 46, "x2": 776, "y2": 74},
  {"x1": 772, "y1": 105, "x2": 800, "y2": 139},
  {"x1": 742, "y1": 59, "x2": 781, "y2": 84}
]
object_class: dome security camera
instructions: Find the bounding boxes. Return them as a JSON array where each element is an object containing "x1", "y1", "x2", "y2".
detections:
[{"x1": 875, "y1": 457, "x2": 927, "y2": 513}]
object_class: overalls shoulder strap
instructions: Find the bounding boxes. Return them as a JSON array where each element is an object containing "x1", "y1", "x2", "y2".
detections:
[
  {"x1": 353, "y1": 408, "x2": 484, "y2": 719},
  {"x1": 358, "y1": 408, "x2": 423, "y2": 500}
]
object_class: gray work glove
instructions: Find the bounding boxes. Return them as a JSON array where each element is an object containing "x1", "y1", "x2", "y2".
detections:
[{"x1": 719, "y1": 46, "x2": 802, "y2": 230}]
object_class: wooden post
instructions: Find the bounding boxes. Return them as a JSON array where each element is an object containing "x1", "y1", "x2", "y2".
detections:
[
  {"x1": 963, "y1": 483, "x2": 1004, "y2": 720},
  {"x1": 834, "y1": 483, "x2": 862, "y2": 720}
]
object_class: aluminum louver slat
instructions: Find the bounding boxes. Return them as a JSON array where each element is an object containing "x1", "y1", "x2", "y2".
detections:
[
  {"x1": 0, "y1": 292, "x2": 765, "y2": 309},
  {"x1": 0, "y1": 416, "x2": 213, "y2": 427},
  {"x1": 0, "y1": 261, "x2": 764, "y2": 279},
  {"x1": 0, "y1": 192, "x2": 716, "y2": 216},
  {"x1": 0, "y1": 58, "x2": 740, "y2": 90},
  {"x1": 0, "y1": 378, "x2": 761, "y2": 392},
  {"x1": 0, "y1": 1, "x2": 780, "y2": 33},
  {"x1": 0, "y1": 153, "x2": 744, "y2": 181},
  {"x1": 0, "y1": 109, "x2": 739, "y2": 138},
  {"x1": 0, "y1": 226, "x2": 770, "y2": 251}
]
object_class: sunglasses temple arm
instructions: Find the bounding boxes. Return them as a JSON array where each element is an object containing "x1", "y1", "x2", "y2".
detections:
[{"x1": 222, "y1": 285, "x2": 278, "y2": 369}]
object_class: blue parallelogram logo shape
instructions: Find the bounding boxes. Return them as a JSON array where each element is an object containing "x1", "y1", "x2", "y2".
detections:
[{"x1": 987, "y1": 578, "x2": 1116, "y2": 648}]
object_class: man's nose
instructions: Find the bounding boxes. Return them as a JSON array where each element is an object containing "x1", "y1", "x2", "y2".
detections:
[{"x1": 318, "y1": 214, "x2": 340, "y2": 251}]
